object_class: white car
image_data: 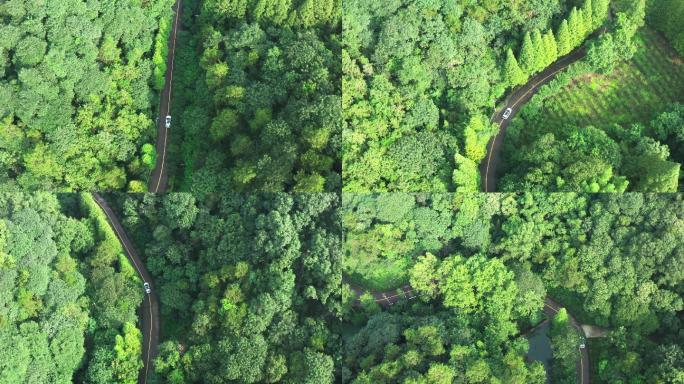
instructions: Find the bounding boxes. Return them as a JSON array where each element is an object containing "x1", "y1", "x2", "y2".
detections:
[
  {"x1": 143, "y1": 282, "x2": 151, "y2": 294},
  {"x1": 502, "y1": 108, "x2": 513, "y2": 120},
  {"x1": 165, "y1": 115, "x2": 171, "y2": 128},
  {"x1": 579, "y1": 337, "x2": 586, "y2": 349}
]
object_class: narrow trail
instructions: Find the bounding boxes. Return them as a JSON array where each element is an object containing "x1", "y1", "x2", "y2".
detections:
[
  {"x1": 149, "y1": 0, "x2": 183, "y2": 193},
  {"x1": 347, "y1": 280, "x2": 589, "y2": 383},
  {"x1": 92, "y1": 193, "x2": 160, "y2": 384}
]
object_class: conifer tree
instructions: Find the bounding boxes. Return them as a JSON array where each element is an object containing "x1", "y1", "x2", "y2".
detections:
[
  {"x1": 583, "y1": 0, "x2": 594, "y2": 34},
  {"x1": 503, "y1": 48, "x2": 527, "y2": 87},
  {"x1": 532, "y1": 29, "x2": 546, "y2": 72},
  {"x1": 519, "y1": 32, "x2": 537, "y2": 75},
  {"x1": 557, "y1": 20, "x2": 573, "y2": 56},
  {"x1": 544, "y1": 31, "x2": 559, "y2": 66},
  {"x1": 568, "y1": 7, "x2": 582, "y2": 47},
  {"x1": 593, "y1": 0, "x2": 610, "y2": 29}
]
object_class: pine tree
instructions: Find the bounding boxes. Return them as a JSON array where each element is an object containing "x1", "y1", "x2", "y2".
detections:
[
  {"x1": 503, "y1": 48, "x2": 527, "y2": 87},
  {"x1": 557, "y1": 20, "x2": 573, "y2": 56},
  {"x1": 544, "y1": 31, "x2": 559, "y2": 66},
  {"x1": 593, "y1": 0, "x2": 610, "y2": 29},
  {"x1": 583, "y1": 0, "x2": 594, "y2": 34},
  {"x1": 568, "y1": 7, "x2": 582, "y2": 48},
  {"x1": 519, "y1": 32, "x2": 537, "y2": 75},
  {"x1": 532, "y1": 29, "x2": 546, "y2": 72}
]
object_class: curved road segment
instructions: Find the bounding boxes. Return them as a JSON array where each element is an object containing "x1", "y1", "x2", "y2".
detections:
[
  {"x1": 480, "y1": 45, "x2": 589, "y2": 192},
  {"x1": 350, "y1": 283, "x2": 590, "y2": 383},
  {"x1": 149, "y1": 0, "x2": 183, "y2": 193},
  {"x1": 92, "y1": 193, "x2": 160, "y2": 384}
]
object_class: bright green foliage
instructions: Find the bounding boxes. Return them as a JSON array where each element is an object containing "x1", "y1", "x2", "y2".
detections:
[
  {"x1": 568, "y1": 8, "x2": 583, "y2": 47},
  {"x1": 0, "y1": 0, "x2": 174, "y2": 190},
  {"x1": 520, "y1": 32, "x2": 537, "y2": 75},
  {"x1": 557, "y1": 20, "x2": 573, "y2": 56},
  {"x1": 543, "y1": 31, "x2": 559, "y2": 67},
  {"x1": 593, "y1": 0, "x2": 611, "y2": 29},
  {"x1": 463, "y1": 115, "x2": 497, "y2": 163},
  {"x1": 532, "y1": 29, "x2": 547, "y2": 73},
  {"x1": 503, "y1": 48, "x2": 528, "y2": 87},
  {"x1": 452, "y1": 154, "x2": 480, "y2": 192}
]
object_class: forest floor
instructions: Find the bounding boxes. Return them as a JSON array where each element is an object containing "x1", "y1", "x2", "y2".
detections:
[{"x1": 527, "y1": 28, "x2": 684, "y2": 130}]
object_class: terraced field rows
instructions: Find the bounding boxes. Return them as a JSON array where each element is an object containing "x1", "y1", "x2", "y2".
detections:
[{"x1": 540, "y1": 29, "x2": 684, "y2": 130}]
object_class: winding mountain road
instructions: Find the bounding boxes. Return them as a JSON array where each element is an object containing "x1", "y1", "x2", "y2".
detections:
[
  {"x1": 350, "y1": 282, "x2": 590, "y2": 383},
  {"x1": 480, "y1": 45, "x2": 589, "y2": 192},
  {"x1": 92, "y1": 193, "x2": 160, "y2": 384},
  {"x1": 149, "y1": 0, "x2": 183, "y2": 193}
]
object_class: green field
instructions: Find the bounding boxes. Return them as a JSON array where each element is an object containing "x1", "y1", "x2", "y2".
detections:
[{"x1": 537, "y1": 28, "x2": 684, "y2": 129}]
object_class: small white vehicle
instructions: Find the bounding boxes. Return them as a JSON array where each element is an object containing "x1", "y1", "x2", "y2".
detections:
[
  {"x1": 143, "y1": 282, "x2": 151, "y2": 294},
  {"x1": 165, "y1": 115, "x2": 171, "y2": 128},
  {"x1": 502, "y1": 108, "x2": 513, "y2": 120},
  {"x1": 579, "y1": 337, "x2": 586, "y2": 349}
]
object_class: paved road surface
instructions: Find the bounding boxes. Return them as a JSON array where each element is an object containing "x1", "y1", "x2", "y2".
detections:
[
  {"x1": 349, "y1": 281, "x2": 590, "y2": 383},
  {"x1": 479, "y1": 46, "x2": 588, "y2": 192},
  {"x1": 149, "y1": 0, "x2": 183, "y2": 193},
  {"x1": 92, "y1": 193, "x2": 160, "y2": 384},
  {"x1": 544, "y1": 297, "x2": 590, "y2": 384}
]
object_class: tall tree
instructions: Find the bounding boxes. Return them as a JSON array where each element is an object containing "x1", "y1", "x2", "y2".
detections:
[
  {"x1": 557, "y1": 19, "x2": 573, "y2": 55},
  {"x1": 519, "y1": 32, "x2": 537, "y2": 75},
  {"x1": 543, "y1": 30, "x2": 559, "y2": 67},
  {"x1": 532, "y1": 29, "x2": 546, "y2": 72},
  {"x1": 503, "y1": 48, "x2": 527, "y2": 87}
]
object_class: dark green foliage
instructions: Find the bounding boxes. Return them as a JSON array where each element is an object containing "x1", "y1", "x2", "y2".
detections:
[
  {"x1": 116, "y1": 193, "x2": 341, "y2": 384},
  {"x1": 0, "y1": 0, "x2": 174, "y2": 190},
  {"x1": 173, "y1": 0, "x2": 341, "y2": 193},
  {"x1": 343, "y1": 193, "x2": 684, "y2": 383},
  {"x1": 0, "y1": 193, "x2": 143, "y2": 384},
  {"x1": 647, "y1": 0, "x2": 684, "y2": 55}
]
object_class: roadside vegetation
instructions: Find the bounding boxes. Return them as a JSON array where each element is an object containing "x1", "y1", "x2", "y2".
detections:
[
  {"x1": 342, "y1": 193, "x2": 684, "y2": 383},
  {"x1": 113, "y1": 193, "x2": 341, "y2": 383},
  {"x1": 0, "y1": 193, "x2": 143, "y2": 383},
  {"x1": 0, "y1": 1, "x2": 174, "y2": 191},
  {"x1": 502, "y1": 0, "x2": 684, "y2": 192},
  {"x1": 342, "y1": 0, "x2": 611, "y2": 192}
]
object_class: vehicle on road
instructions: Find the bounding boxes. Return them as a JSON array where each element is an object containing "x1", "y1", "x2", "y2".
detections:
[
  {"x1": 502, "y1": 108, "x2": 513, "y2": 120},
  {"x1": 143, "y1": 282, "x2": 151, "y2": 294},
  {"x1": 165, "y1": 115, "x2": 171, "y2": 128},
  {"x1": 579, "y1": 337, "x2": 586, "y2": 349}
]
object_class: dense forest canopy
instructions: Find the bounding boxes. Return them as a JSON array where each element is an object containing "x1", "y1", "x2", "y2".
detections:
[
  {"x1": 172, "y1": 0, "x2": 341, "y2": 194},
  {"x1": 0, "y1": 0, "x2": 174, "y2": 191},
  {"x1": 342, "y1": 193, "x2": 684, "y2": 382},
  {"x1": 114, "y1": 192, "x2": 341, "y2": 383},
  {"x1": 341, "y1": 0, "x2": 616, "y2": 192},
  {"x1": 0, "y1": 193, "x2": 143, "y2": 383}
]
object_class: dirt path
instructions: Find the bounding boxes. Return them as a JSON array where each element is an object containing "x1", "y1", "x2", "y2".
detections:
[
  {"x1": 92, "y1": 193, "x2": 160, "y2": 384},
  {"x1": 149, "y1": 0, "x2": 183, "y2": 193}
]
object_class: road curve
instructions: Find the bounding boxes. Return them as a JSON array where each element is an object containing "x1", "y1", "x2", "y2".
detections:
[
  {"x1": 348, "y1": 281, "x2": 589, "y2": 383},
  {"x1": 480, "y1": 46, "x2": 588, "y2": 192},
  {"x1": 149, "y1": 0, "x2": 183, "y2": 193},
  {"x1": 91, "y1": 193, "x2": 160, "y2": 384}
]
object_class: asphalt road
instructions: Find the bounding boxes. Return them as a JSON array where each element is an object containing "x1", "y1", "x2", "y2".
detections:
[
  {"x1": 480, "y1": 45, "x2": 589, "y2": 192},
  {"x1": 349, "y1": 282, "x2": 589, "y2": 383},
  {"x1": 91, "y1": 193, "x2": 160, "y2": 384},
  {"x1": 149, "y1": 0, "x2": 183, "y2": 193},
  {"x1": 545, "y1": 297, "x2": 590, "y2": 384}
]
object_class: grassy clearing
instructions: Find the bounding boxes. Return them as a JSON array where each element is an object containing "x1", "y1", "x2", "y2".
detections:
[{"x1": 533, "y1": 28, "x2": 684, "y2": 129}]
